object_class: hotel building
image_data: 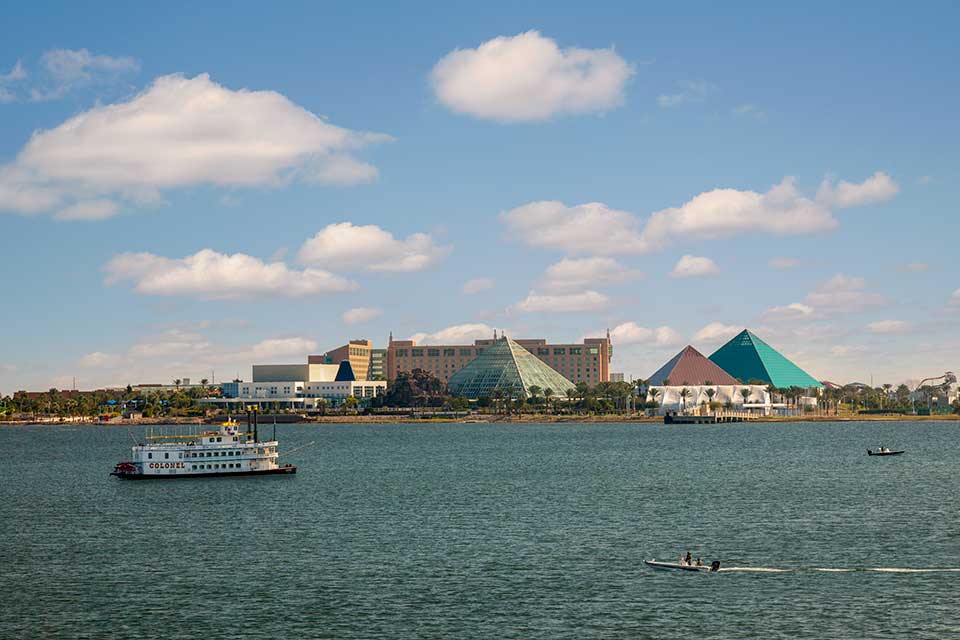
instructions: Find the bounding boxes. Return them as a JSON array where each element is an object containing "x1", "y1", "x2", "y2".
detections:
[
  {"x1": 386, "y1": 333, "x2": 612, "y2": 385},
  {"x1": 309, "y1": 339, "x2": 374, "y2": 380}
]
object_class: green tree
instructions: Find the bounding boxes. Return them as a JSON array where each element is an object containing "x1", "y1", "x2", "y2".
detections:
[
  {"x1": 543, "y1": 388, "x2": 554, "y2": 414},
  {"x1": 679, "y1": 387, "x2": 690, "y2": 412}
]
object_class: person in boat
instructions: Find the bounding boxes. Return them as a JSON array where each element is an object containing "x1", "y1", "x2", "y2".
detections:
[
  {"x1": 685, "y1": 551, "x2": 693, "y2": 566},
  {"x1": 696, "y1": 557, "x2": 703, "y2": 567}
]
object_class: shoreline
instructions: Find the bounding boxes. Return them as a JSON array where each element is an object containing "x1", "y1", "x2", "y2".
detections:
[{"x1": 2, "y1": 413, "x2": 958, "y2": 427}]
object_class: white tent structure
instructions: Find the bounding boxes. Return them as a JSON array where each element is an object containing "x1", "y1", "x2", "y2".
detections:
[{"x1": 647, "y1": 384, "x2": 771, "y2": 415}]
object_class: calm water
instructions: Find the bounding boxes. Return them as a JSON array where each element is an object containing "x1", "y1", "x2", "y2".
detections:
[{"x1": 2, "y1": 421, "x2": 959, "y2": 639}]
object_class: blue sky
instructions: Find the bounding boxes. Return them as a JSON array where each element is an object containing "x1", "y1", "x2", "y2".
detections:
[{"x1": 1, "y1": 1, "x2": 958, "y2": 393}]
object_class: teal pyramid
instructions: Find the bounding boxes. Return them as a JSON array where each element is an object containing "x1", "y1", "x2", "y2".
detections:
[
  {"x1": 708, "y1": 330, "x2": 822, "y2": 389},
  {"x1": 448, "y1": 337, "x2": 575, "y2": 398}
]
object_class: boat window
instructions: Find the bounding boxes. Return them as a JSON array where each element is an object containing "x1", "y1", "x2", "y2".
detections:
[
  {"x1": 148, "y1": 453, "x2": 152, "y2": 459},
  {"x1": 217, "y1": 437, "x2": 222, "y2": 442},
  {"x1": 164, "y1": 453, "x2": 169, "y2": 459}
]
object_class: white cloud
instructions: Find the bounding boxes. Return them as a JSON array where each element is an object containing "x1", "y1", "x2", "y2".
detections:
[
  {"x1": 608, "y1": 322, "x2": 683, "y2": 347},
  {"x1": 55, "y1": 199, "x2": 120, "y2": 221},
  {"x1": 501, "y1": 173, "x2": 897, "y2": 256},
  {"x1": 0, "y1": 73, "x2": 390, "y2": 217},
  {"x1": 541, "y1": 257, "x2": 642, "y2": 290},
  {"x1": 0, "y1": 60, "x2": 26, "y2": 82},
  {"x1": 79, "y1": 351, "x2": 120, "y2": 368},
  {"x1": 657, "y1": 80, "x2": 715, "y2": 108},
  {"x1": 763, "y1": 303, "x2": 814, "y2": 320},
  {"x1": 104, "y1": 249, "x2": 359, "y2": 300},
  {"x1": 341, "y1": 307, "x2": 383, "y2": 325},
  {"x1": 462, "y1": 277, "x2": 495, "y2": 294},
  {"x1": 298, "y1": 222, "x2": 450, "y2": 272},
  {"x1": 733, "y1": 103, "x2": 766, "y2": 120},
  {"x1": 642, "y1": 177, "x2": 837, "y2": 247},
  {"x1": 31, "y1": 48, "x2": 139, "y2": 101},
  {"x1": 804, "y1": 274, "x2": 885, "y2": 313},
  {"x1": 431, "y1": 30, "x2": 633, "y2": 122},
  {"x1": 251, "y1": 337, "x2": 317, "y2": 360},
  {"x1": 0, "y1": 60, "x2": 26, "y2": 103},
  {"x1": 500, "y1": 201, "x2": 648, "y2": 255},
  {"x1": 410, "y1": 323, "x2": 495, "y2": 345},
  {"x1": 816, "y1": 172, "x2": 899, "y2": 208},
  {"x1": 830, "y1": 345, "x2": 868, "y2": 357},
  {"x1": 866, "y1": 320, "x2": 909, "y2": 334},
  {"x1": 769, "y1": 257, "x2": 800, "y2": 269},
  {"x1": 693, "y1": 322, "x2": 741, "y2": 344},
  {"x1": 511, "y1": 290, "x2": 609, "y2": 313},
  {"x1": 950, "y1": 288, "x2": 960, "y2": 305},
  {"x1": 129, "y1": 329, "x2": 210, "y2": 359},
  {"x1": 670, "y1": 255, "x2": 718, "y2": 278}
]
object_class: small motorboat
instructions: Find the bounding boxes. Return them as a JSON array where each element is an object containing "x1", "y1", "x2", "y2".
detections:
[
  {"x1": 645, "y1": 559, "x2": 720, "y2": 572},
  {"x1": 867, "y1": 449, "x2": 905, "y2": 456}
]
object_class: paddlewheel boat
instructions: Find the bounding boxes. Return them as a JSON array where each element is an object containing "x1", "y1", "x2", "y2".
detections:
[{"x1": 111, "y1": 410, "x2": 297, "y2": 479}]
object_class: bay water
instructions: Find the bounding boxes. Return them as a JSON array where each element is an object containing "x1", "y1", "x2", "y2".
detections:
[{"x1": 2, "y1": 421, "x2": 958, "y2": 638}]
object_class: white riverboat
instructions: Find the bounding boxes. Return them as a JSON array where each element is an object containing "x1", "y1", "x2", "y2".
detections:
[{"x1": 111, "y1": 412, "x2": 296, "y2": 480}]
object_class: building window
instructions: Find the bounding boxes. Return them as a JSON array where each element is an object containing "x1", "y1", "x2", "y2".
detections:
[
  {"x1": 570, "y1": 347, "x2": 582, "y2": 355},
  {"x1": 537, "y1": 348, "x2": 549, "y2": 355},
  {"x1": 553, "y1": 348, "x2": 566, "y2": 355},
  {"x1": 443, "y1": 348, "x2": 455, "y2": 356},
  {"x1": 460, "y1": 349, "x2": 473, "y2": 356},
  {"x1": 589, "y1": 347, "x2": 599, "y2": 355},
  {"x1": 396, "y1": 349, "x2": 408, "y2": 357},
  {"x1": 427, "y1": 349, "x2": 440, "y2": 357},
  {"x1": 411, "y1": 349, "x2": 423, "y2": 357}
]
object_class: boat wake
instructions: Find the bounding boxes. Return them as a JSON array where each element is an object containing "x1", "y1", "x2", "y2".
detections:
[{"x1": 717, "y1": 566, "x2": 960, "y2": 574}]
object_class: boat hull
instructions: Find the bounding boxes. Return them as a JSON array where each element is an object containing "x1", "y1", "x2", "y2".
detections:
[
  {"x1": 111, "y1": 465, "x2": 297, "y2": 479},
  {"x1": 645, "y1": 560, "x2": 717, "y2": 572},
  {"x1": 867, "y1": 450, "x2": 904, "y2": 456}
]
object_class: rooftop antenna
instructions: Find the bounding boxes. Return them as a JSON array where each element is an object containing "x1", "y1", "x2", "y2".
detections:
[
  {"x1": 494, "y1": 329, "x2": 498, "y2": 340},
  {"x1": 389, "y1": 331, "x2": 393, "y2": 344}
]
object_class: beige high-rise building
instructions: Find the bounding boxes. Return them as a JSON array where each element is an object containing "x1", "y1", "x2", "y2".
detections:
[
  {"x1": 309, "y1": 339, "x2": 374, "y2": 380},
  {"x1": 386, "y1": 333, "x2": 612, "y2": 386}
]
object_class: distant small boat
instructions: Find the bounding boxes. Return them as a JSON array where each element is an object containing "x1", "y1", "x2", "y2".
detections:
[
  {"x1": 645, "y1": 559, "x2": 720, "y2": 572},
  {"x1": 867, "y1": 449, "x2": 905, "y2": 456}
]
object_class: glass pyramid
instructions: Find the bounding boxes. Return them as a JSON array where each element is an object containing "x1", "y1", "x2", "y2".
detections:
[
  {"x1": 708, "y1": 329, "x2": 822, "y2": 389},
  {"x1": 448, "y1": 337, "x2": 576, "y2": 398}
]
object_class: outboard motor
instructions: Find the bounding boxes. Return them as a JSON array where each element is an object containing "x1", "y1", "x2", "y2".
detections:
[{"x1": 710, "y1": 561, "x2": 721, "y2": 572}]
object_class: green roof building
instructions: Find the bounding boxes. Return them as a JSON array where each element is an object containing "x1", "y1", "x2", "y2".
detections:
[
  {"x1": 448, "y1": 336, "x2": 576, "y2": 398},
  {"x1": 708, "y1": 329, "x2": 823, "y2": 389}
]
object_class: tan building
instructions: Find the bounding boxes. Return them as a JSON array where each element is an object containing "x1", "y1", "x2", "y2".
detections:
[
  {"x1": 309, "y1": 339, "x2": 374, "y2": 380},
  {"x1": 386, "y1": 333, "x2": 612, "y2": 386}
]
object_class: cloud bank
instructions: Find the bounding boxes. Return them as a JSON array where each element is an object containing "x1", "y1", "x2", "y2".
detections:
[
  {"x1": 0, "y1": 73, "x2": 390, "y2": 219},
  {"x1": 105, "y1": 249, "x2": 359, "y2": 300}
]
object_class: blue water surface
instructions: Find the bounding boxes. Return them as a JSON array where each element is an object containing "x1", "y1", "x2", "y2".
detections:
[{"x1": 1, "y1": 421, "x2": 958, "y2": 639}]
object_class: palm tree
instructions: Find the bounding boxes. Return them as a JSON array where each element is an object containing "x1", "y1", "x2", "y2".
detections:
[
  {"x1": 200, "y1": 378, "x2": 209, "y2": 387},
  {"x1": 739, "y1": 387, "x2": 751, "y2": 406},
  {"x1": 650, "y1": 388, "x2": 662, "y2": 408},
  {"x1": 543, "y1": 388, "x2": 554, "y2": 414},
  {"x1": 706, "y1": 387, "x2": 717, "y2": 411},
  {"x1": 528, "y1": 385, "x2": 542, "y2": 410},
  {"x1": 679, "y1": 387, "x2": 690, "y2": 413},
  {"x1": 491, "y1": 389, "x2": 504, "y2": 415},
  {"x1": 173, "y1": 379, "x2": 182, "y2": 390}
]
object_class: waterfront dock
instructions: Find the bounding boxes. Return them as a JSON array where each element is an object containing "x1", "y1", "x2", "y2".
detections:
[{"x1": 664, "y1": 410, "x2": 756, "y2": 424}]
